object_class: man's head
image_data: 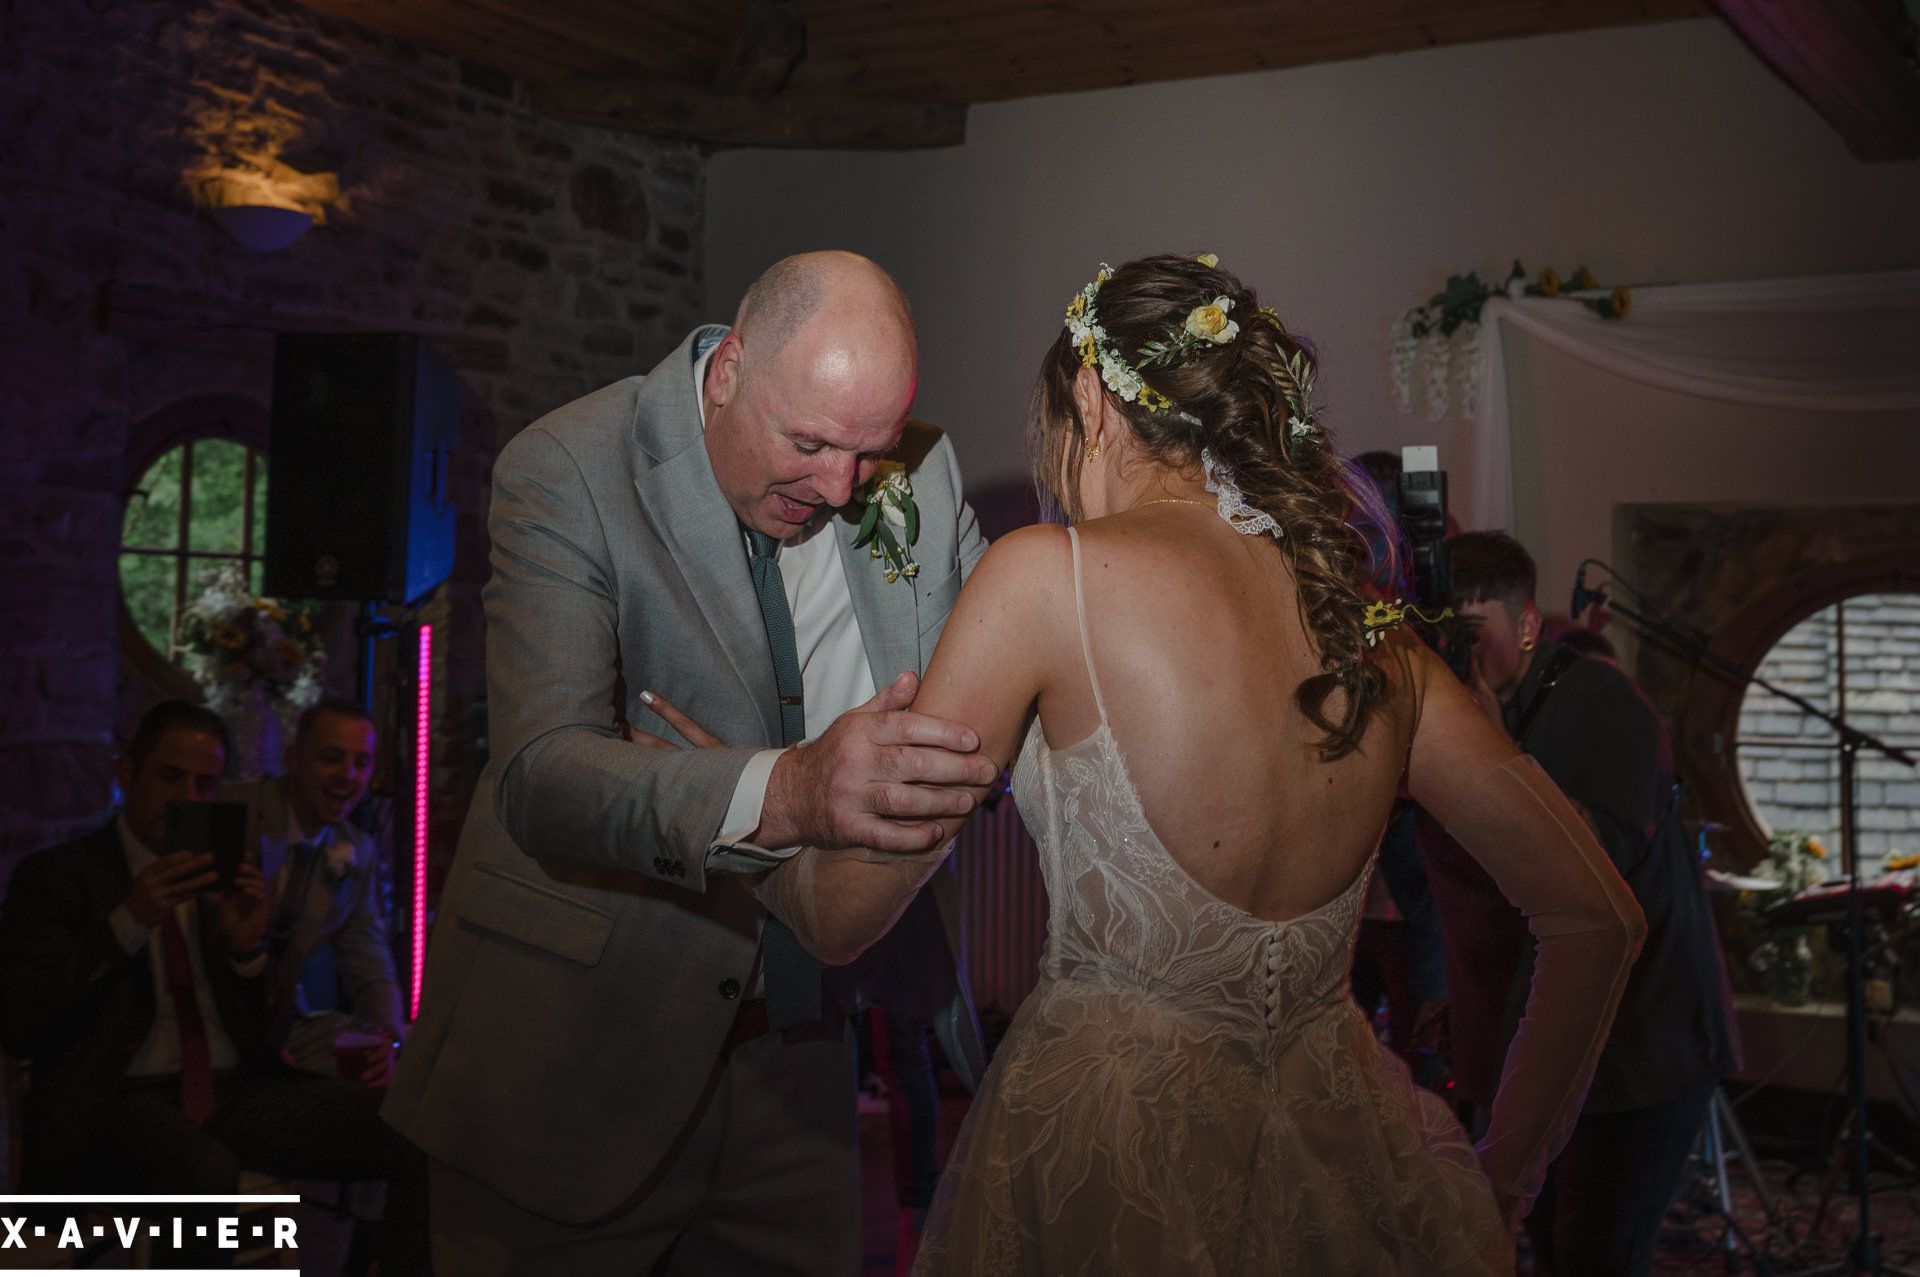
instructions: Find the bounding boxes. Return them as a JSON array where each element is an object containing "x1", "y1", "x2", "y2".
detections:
[
  {"x1": 702, "y1": 251, "x2": 918, "y2": 540},
  {"x1": 284, "y1": 699, "x2": 376, "y2": 828},
  {"x1": 117, "y1": 700, "x2": 230, "y2": 852},
  {"x1": 1449, "y1": 531, "x2": 1544, "y2": 704}
]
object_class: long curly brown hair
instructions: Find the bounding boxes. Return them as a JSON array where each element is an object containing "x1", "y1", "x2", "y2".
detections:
[{"x1": 1029, "y1": 254, "x2": 1394, "y2": 761}]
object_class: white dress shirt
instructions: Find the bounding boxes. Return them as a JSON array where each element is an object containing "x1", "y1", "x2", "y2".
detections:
[
  {"x1": 692, "y1": 344, "x2": 879, "y2": 863},
  {"x1": 108, "y1": 815, "x2": 246, "y2": 1076}
]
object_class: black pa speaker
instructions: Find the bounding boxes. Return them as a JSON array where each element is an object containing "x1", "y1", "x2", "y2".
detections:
[{"x1": 264, "y1": 333, "x2": 459, "y2": 604}]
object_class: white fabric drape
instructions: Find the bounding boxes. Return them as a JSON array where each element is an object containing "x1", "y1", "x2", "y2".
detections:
[{"x1": 1467, "y1": 270, "x2": 1920, "y2": 530}]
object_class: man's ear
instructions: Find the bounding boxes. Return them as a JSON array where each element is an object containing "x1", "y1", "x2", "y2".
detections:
[
  {"x1": 1521, "y1": 601, "x2": 1545, "y2": 649},
  {"x1": 705, "y1": 332, "x2": 744, "y2": 409}
]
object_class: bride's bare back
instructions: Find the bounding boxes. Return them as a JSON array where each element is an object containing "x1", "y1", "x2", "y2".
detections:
[{"x1": 1047, "y1": 504, "x2": 1412, "y2": 922}]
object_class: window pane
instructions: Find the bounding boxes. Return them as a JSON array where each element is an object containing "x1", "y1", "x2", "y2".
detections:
[
  {"x1": 120, "y1": 552, "x2": 177, "y2": 656},
  {"x1": 1840, "y1": 595, "x2": 1920, "y2": 746},
  {"x1": 123, "y1": 446, "x2": 183, "y2": 551},
  {"x1": 1737, "y1": 592, "x2": 1920, "y2": 874},
  {"x1": 251, "y1": 459, "x2": 269, "y2": 555},
  {"x1": 250, "y1": 558, "x2": 264, "y2": 596},
  {"x1": 1741, "y1": 604, "x2": 1837, "y2": 738},
  {"x1": 188, "y1": 437, "x2": 249, "y2": 554}
]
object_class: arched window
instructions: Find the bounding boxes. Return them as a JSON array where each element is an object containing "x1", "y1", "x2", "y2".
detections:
[
  {"x1": 119, "y1": 400, "x2": 268, "y2": 669},
  {"x1": 1735, "y1": 592, "x2": 1920, "y2": 873}
]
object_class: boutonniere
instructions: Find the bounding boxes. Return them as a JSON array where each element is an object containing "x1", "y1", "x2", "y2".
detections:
[
  {"x1": 322, "y1": 839, "x2": 360, "y2": 883},
  {"x1": 854, "y1": 460, "x2": 919, "y2": 584}
]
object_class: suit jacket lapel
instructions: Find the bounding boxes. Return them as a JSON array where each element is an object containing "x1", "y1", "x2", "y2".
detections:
[
  {"x1": 836, "y1": 511, "x2": 924, "y2": 686},
  {"x1": 629, "y1": 327, "x2": 780, "y2": 744}
]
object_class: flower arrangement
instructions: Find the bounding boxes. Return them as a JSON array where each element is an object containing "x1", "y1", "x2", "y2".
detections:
[
  {"x1": 177, "y1": 562, "x2": 326, "y2": 724},
  {"x1": 1390, "y1": 261, "x2": 1633, "y2": 421},
  {"x1": 1740, "y1": 831, "x2": 1831, "y2": 1006}
]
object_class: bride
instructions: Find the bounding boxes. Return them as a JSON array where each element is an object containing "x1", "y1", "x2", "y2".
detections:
[{"x1": 752, "y1": 254, "x2": 1645, "y2": 1274}]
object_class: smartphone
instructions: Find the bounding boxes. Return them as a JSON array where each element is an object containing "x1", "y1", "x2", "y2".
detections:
[{"x1": 164, "y1": 800, "x2": 249, "y2": 889}]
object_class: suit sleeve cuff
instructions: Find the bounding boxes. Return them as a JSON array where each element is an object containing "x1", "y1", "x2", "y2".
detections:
[
  {"x1": 107, "y1": 903, "x2": 152, "y2": 956},
  {"x1": 705, "y1": 748, "x2": 803, "y2": 874}
]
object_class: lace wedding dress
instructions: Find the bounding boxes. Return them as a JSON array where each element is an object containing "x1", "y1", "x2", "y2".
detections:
[
  {"x1": 911, "y1": 529, "x2": 1510, "y2": 1276},
  {"x1": 757, "y1": 495, "x2": 1642, "y2": 1275}
]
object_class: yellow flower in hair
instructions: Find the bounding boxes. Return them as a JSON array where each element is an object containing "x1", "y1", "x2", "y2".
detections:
[
  {"x1": 1806, "y1": 836, "x2": 1828, "y2": 860},
  {"x1": 1196, "y1": 253, "x2": 1219, "y2": 268},
  {"x1": 1077, "y1": 333, "x2": 1098, "y2": 367},
  {"x1": 1184, "y1": 297, "x2": 1239, "y2": 344},
  {"x1": 1066, "y1": 294, "x2": 1087, "y2": 320}
]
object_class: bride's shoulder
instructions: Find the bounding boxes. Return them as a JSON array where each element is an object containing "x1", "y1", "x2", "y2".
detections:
[{"x1": 966, "y1": 523, "x2": 1074, "y2": 598}]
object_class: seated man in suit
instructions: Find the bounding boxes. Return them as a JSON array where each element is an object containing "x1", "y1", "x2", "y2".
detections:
[
  {"x1": 0, "y1": 700, "x2": 428, "y2": 1272},
  {"x1": 226, "y1": 698, "x2": 404, "y2": 1081}
]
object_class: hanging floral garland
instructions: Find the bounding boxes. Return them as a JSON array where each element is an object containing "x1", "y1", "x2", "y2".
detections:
[{"x1": 1391, "y1": 262, "x2": 1632, "y2": 422}]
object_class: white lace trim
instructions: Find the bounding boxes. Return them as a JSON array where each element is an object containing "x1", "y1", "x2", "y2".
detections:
[{"x1": 1201, "y1": 449, "x2": 1283, "y2": 539}]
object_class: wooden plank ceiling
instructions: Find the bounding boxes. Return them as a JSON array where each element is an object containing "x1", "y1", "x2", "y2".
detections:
[{"x1": 297, "y1": 0, "x2": 1917, "y2": 156}]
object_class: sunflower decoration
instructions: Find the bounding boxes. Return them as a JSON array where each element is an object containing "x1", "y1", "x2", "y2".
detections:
[{"x1": 1361, "y1": 598, "x2": 1454, "y2": 647}]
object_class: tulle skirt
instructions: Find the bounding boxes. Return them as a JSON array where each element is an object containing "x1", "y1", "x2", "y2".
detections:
[{"x1": 913, "y1": 978, "x2": 1513, "y2": 1276}]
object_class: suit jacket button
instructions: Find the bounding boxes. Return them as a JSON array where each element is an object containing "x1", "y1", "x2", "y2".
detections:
[{"x1": 718, "y1": 977, "x2": 741, "y2": 1000}]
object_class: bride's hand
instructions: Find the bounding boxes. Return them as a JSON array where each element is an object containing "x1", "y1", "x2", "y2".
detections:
[{"x1": 622, "y1": 690, "x2": 725, "y2": 749}]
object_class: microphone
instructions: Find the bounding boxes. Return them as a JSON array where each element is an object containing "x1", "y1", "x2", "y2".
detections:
[{"x1": 1570, "y1": 564, "x2": 1606, "y2": 618}]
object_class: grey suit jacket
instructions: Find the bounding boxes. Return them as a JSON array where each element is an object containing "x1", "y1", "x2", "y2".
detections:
[
  {"x1": 384, "y1": 326, "x2": 988, "y2": 1224},
  {"x1": 224, "y1": 776, "x2": 406, "y2": 1044}
]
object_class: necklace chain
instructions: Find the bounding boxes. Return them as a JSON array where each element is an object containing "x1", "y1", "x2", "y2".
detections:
[{"x1": 1135, "y1": 498, "x2": 1211, "y2": 510}]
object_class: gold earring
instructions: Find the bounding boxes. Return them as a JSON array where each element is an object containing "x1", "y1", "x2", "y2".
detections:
[
  {"x1": 1083, "y1": 440, "x2": 1102, "y2": 464},
  {"x1": 1520, "y1": 635, "x2": 1536, "y2": 652}
]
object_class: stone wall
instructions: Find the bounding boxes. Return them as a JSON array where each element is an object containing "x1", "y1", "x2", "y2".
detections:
[
  {"x1": 1740, "y1": 594, "x2": 1920, "y2": 865},
  {"x1": 0, "y1": 0, "x2": 707, "y2": 884}
]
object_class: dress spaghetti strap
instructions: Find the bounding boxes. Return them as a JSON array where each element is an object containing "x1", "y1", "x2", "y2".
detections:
[{"x1": 1065, "y1": 526, "x2": 1110, "y2": 727}]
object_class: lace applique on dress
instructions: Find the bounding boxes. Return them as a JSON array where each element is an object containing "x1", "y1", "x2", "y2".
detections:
[{"x1": 1201, "y1": 448, "x2": 1283, "y2": 540}]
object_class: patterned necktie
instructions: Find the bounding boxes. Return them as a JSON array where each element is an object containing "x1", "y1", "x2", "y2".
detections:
[
  {"x1": 156, "y1": 909, "x2": 216, "y2": 1123},
  {"x1": 744, "y1": 528, "x2": 824, "y2": 1029}
]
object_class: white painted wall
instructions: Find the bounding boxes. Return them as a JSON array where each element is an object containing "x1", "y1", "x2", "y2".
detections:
[
  {"x1": 1503, "y1": 335, "x2": 1920, "y2": 622},
  {"x1": 707, "y1": 16, "x2": 1920, "y2": 554}
]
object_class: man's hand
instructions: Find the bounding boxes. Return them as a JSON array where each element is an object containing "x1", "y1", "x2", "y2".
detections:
[
  {"x1": 211, "y1": 862, "x2": 268, "y2": 954},
  {"x1": 125, "y1": 852, "x2": 218, "y2": 928},
  {"x1": 757, "y1": 672, "x2": 997, "y2": 853}
]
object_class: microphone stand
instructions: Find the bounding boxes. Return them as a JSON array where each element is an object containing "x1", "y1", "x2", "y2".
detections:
[{"x1": 1579, "y1": 567, "x2": 1918, "y2": 1276}]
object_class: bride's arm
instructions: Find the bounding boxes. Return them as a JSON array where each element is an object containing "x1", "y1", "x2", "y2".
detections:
[
  {"x1": 749, "y1": 525, "x2": 1068, "y2": 965},
  {"x1": 1400, "y1": 636, "x2": 1646, "y2": 1218}
]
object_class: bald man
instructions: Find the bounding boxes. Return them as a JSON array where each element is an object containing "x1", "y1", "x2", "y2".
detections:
[{"x1": 384, "y1": 252, "x2": 992, "y2": 1274}]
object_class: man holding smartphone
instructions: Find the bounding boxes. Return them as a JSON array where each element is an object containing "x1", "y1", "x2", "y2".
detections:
[{"x1": 0, "y1": 700, "x2": 428, "y2": 1272}]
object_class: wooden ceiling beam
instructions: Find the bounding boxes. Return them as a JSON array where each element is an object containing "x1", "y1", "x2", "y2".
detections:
[
  {"x1": 533, "y1": 75, "x2": 966, "y2": 149},
  {"x1": 1710, "y1": 0, "x2": 1920, "y2": 160},
  {"x1": 791, "y1": 0, "x2": 1704, "y2": 101}
]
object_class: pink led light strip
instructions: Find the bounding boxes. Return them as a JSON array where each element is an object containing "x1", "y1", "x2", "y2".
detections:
[{"x1": 411, "y1": 624, "x2": 431, "y2": 1022}]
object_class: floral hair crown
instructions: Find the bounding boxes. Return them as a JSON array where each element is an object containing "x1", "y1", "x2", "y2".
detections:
[{"x1": 1063, "y1": 256, "x2": 1324, "y2": 443}]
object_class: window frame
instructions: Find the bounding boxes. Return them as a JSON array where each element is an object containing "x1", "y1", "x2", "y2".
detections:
[
  {"x1": 118, "y1": 396, "x2": 271, "y2": 698},
  {"x1": 1683, "y1": 554, "x2": 1920, "y2": 874}
]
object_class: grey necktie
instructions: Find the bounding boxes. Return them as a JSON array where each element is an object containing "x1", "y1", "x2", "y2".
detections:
[{"x1": 744, "y1": 528, "x2": 823, "y2": 1029}]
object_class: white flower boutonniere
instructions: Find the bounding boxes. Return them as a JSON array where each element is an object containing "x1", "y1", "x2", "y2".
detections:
[
  {"x1": 854, "y1": 461, "x2": 919, "y2": 584},
  {"x1": 322, "y1": 839, "x2": 360, "y2": 883}
]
